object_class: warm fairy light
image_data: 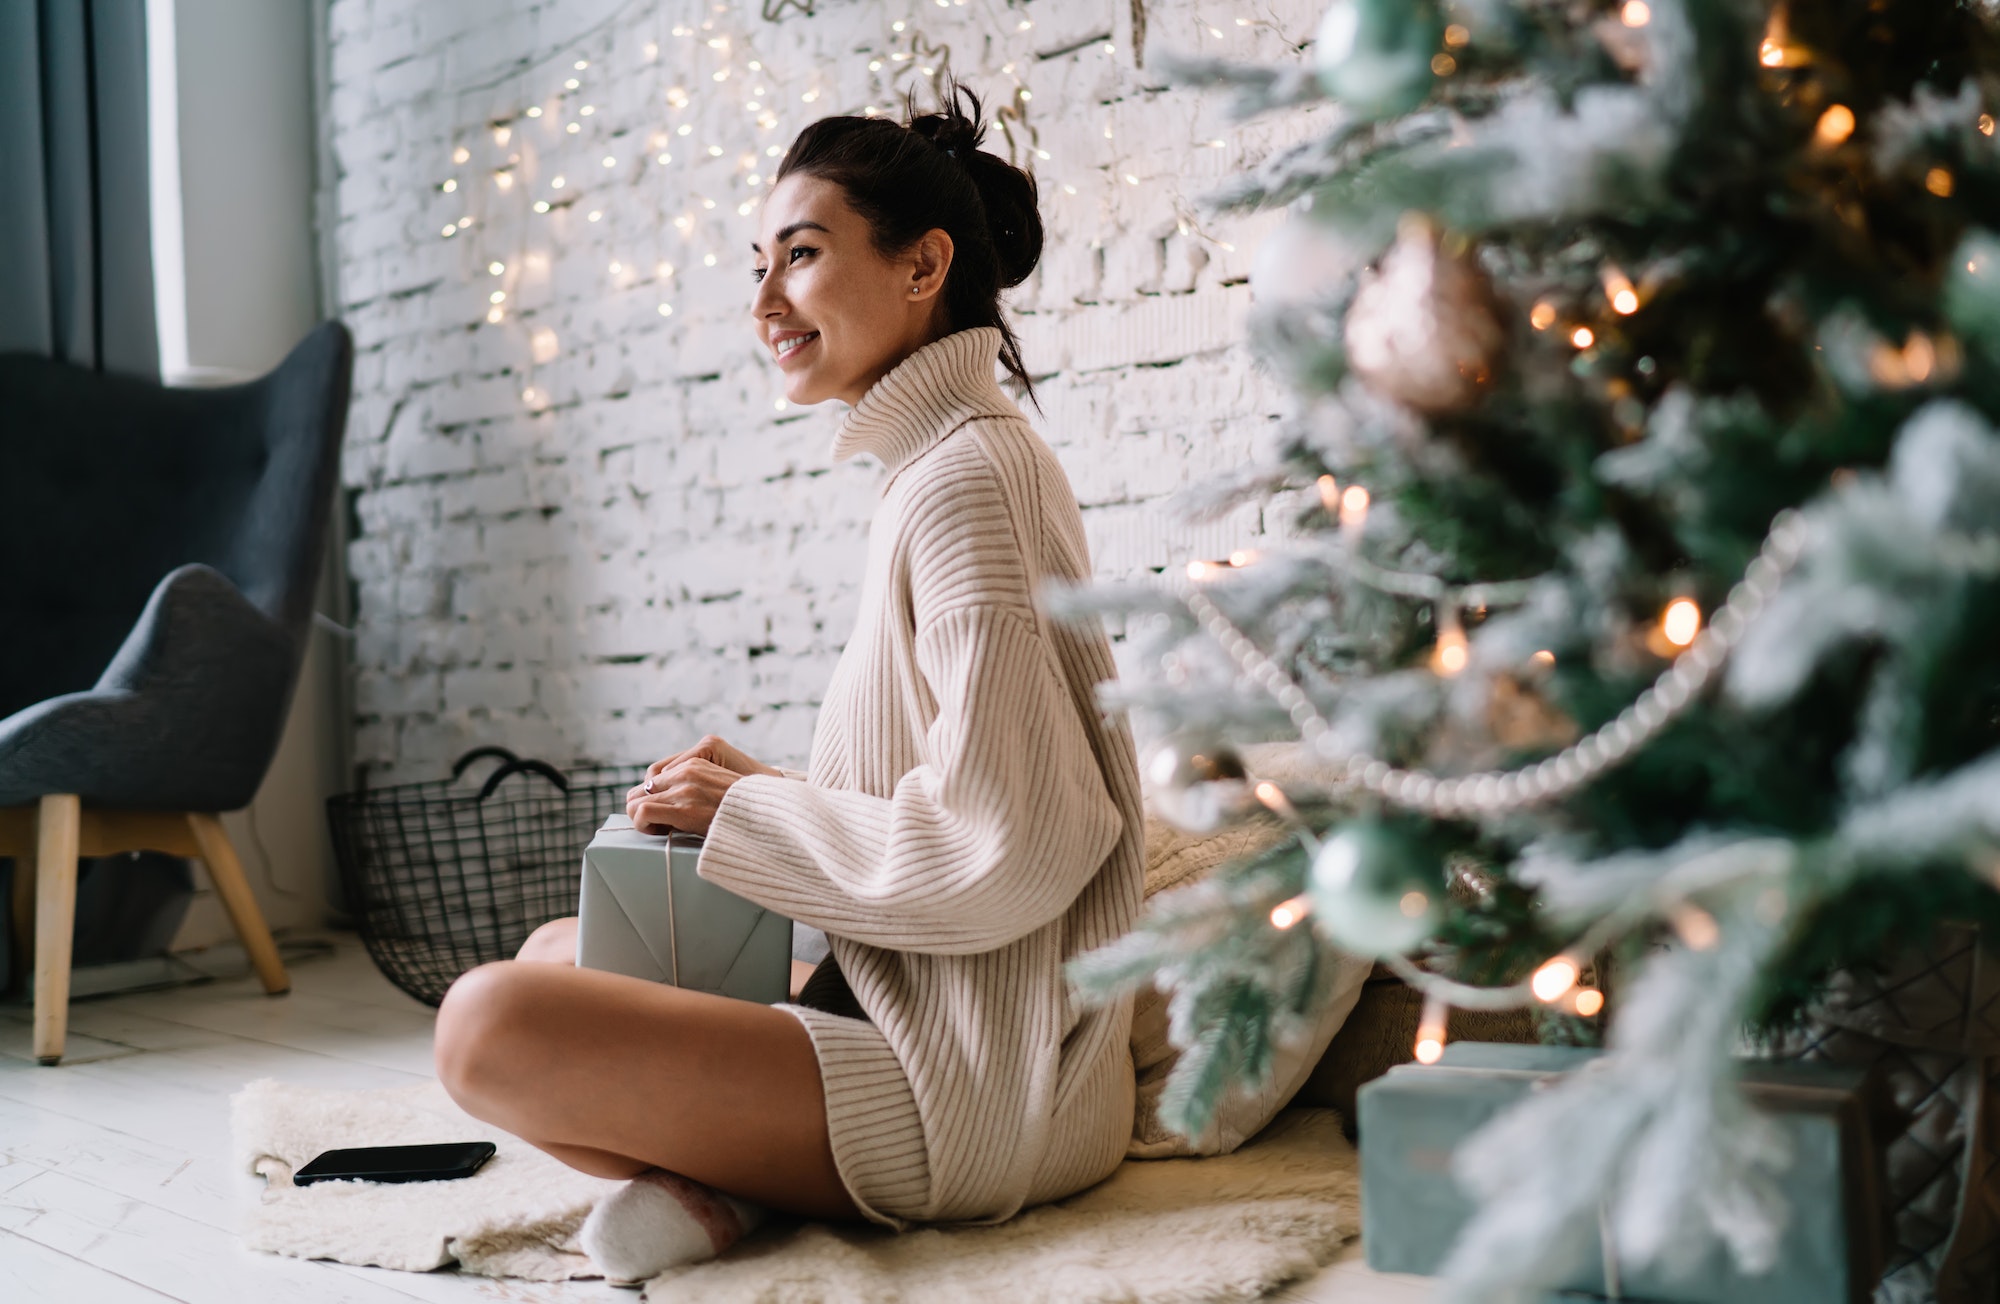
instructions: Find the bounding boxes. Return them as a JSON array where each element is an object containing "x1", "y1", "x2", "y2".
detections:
[
  {"x1": 1671, "y1": 903, "x2": 1720, "y2": 951},
  {"x1": 525, "y1": 106, "x2": 542, "y2": 118},
  {"x1": 1529, "y1": 300, "x2": 1557, "y2": 330},
  {"x1": 657, "y1": 261, "x2": 674, "y2": 278},
  {"x1": 550, "y1": 175, "x2": 566, "y2": 189},
  {"x1": 533, "y1": 200, "x2": 550, "y2": 213},
  {"x1": 1531, "y1": 956, "x2": 1580, "y2": 1003},
  {"x1": 1186, "y1": 559, "x2": 1223, "y2": 582},
  {"x1": 1270, "y1": 895, "x2": 1311, "y2": 930},
  {"x1": 488, "y1": 261, "x2": 504, "y2": 275},
  {"x1": 1431, "y1": 620, "x2": 1469, "y2": 677},
  {"x1": 1620, "y1": 0, "x2": 1651, "y2": 25},
  {"x1": 1531, "y1": 649, "x2": 1556, "y2": 666},
  {"x1": 1253, "y1": 782, "x2": 1298, "y2": 822},
  {"x1": 1571, "y1": 326, "x2": 1595, "y2": 349},
  {"x1": 485, "y1": 307, "x2": 504, "y2": 324},
  {"x1": 1399, "y1": 891, "x2": 1431, "y2": 919},
  {"x1": 1414, "y1": 995, "x2": 1448, "y2": 1064},
  {"x1": 567, "y1": 122, "x2": 581, "y2": 134},
  {"x1": 608, "y1": 261, "x2": 623, "y2": 275},
  {"x1": 452, "y1": 145, "x2": 470, "y2": 164},
  {"x1": 1814, "y1": 104, "x2": 1855, "y2": 148},
  {"x1": 775, "y1": 398, "x2": 788, "y2": 410},
  {"x1": 658, "y1": 303, "x2": 674, "y2": 317},
  {"x1": 1444, "y1": 23, "x2": 1470, "y2": 47},
  {"x1": 1229, "y1": 549, "x2": 1260, "y2": 567},
  {"x1": 1431, "y1": 54, "x2": 1457, "y2": 76},
  {"x1": 1339, "y1": 485, "x2": 1371, "y2": 531},
  {"x1": 492, "y1": 125, "x2": 511, "y2": 146},
  {"x1": 1573, "y1": 988, "x2": 1605, "y2": 1018},
  {"x1": 522, "y1": 386, "x2": 539, "y2": 403},
  {"x1": 1603, "y1": 270, "x2": 1639, "y2": 315},
  {"x1": 1927, "y1": 167, "x2": 1956, "y2": 198},
  {"x1": 1661, "y1": 598, "x2": 1701, "y2": 648},
  {"x1": 441, "y1": 178, "x2": 458, "y2": 193},
  {"x1": 1318, "y1": 474, "x2": 1340, "y2": 514},
  {"x1": 1983, "y1": 114, "x2": 1996, "y2": 137},
  {"x1": 565, "y1": 77, "x2": 580, "y2": 90},
  {"x1": 589, "y1": 210, "x2": 603, "y2": 222},
  {"x1": 531, "y1": 328, "x2": 559, "y2": 363},
  {"x1": 1759, "y1": 40, "x2": 1784, "y2": 66},
  {"x1": 494, "y1": 170, "x2": 513, "y2": 191},
  {"x1": 489, "y1": 290, "x2": 505, "y2": 304}
]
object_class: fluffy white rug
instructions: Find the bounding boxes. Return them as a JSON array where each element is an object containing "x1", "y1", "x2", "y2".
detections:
[{"x1": 233, "y1": 1078, "x2": 1358, "y2": 1301}]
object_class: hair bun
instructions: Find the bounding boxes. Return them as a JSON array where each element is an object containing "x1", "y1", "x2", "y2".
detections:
[{"x1": 908, "y1": 82, "x2": 1043, "y2": 289}]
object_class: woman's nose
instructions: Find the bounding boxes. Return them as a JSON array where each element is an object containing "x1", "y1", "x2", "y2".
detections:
[{"x1": 751, "y1": 270, "x2": 783, "y2": 319}]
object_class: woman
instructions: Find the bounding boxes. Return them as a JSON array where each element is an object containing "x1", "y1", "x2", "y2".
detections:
[{"x1": 433, "y1": 84, "x2": 1144, "y2": 1282}]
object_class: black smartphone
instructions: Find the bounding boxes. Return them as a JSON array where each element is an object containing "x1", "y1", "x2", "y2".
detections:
[{"x1": 293, "y1": 1141, "x2": 496, "y2": 1185}]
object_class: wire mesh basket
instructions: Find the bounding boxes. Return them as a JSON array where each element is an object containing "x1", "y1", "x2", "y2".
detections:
[{"x1": 326, "y1": 747, "x2": 646, "y2": 1005}]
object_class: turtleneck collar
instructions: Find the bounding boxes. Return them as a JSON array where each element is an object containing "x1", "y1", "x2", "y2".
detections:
[{"x1": 832, "y1": 327, "x2": 1020, "y2": 483}]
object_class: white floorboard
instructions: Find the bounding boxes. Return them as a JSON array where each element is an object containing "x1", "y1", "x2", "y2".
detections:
[{"x1": 0, "y1": 933, "x2": 1427, "y2": 1301}]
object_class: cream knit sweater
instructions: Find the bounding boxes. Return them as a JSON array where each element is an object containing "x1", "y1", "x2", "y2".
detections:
[{"x1": 697, "y1": 327, "x2": 1144, "y2": 1226}]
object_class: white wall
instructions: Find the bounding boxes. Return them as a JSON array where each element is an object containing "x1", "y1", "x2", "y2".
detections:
[
  {"x1": 323, "y1": 0, "x2": 1323, "y2": 784},
  {"x1": 152, "y1": 0, "x2": 349, "y2": 947}
]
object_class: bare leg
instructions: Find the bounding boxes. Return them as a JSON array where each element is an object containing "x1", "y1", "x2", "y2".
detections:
[{"x1": 434, "y1": 959, "x2": 860, "y2": 1221}]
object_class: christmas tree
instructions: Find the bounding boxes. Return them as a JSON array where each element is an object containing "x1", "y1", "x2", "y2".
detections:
[{"x1": 1063, "y1": 0, "x2": 2000, "y2": 1297}]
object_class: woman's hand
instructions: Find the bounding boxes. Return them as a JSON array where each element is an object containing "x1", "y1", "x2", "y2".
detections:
[
  {"x1": 643, "y1": 734, "x2": 781, "y2": 784},
  {"x1": 625, "y1": 736, "x2": 774, "y2": 835}
]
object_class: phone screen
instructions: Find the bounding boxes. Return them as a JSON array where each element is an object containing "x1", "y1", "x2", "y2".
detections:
[{"x1": 294, "y1": 1141, "x2": 496, "y2": 1185}]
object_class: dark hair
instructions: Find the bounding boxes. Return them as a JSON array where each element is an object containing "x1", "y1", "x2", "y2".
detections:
[{"x1": 776, "y1": 79, "x2": 1044, "y2": 404}]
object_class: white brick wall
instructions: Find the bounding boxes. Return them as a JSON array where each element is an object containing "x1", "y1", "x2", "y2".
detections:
[{"x1": 325, "y1": 0, "x2": 1325, "y2": 780}]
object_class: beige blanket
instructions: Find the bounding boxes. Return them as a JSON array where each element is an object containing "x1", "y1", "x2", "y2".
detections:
[{"x1": 233, "y1": 1077, "x2": 1357, "y2": 1302}]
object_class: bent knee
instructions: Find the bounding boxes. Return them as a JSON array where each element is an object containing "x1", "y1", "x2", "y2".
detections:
[
  {"x1": 435, "y1": 961, "x2": 545, "y2": 1101},
  {"x1": 516, "y1": 916, "x2": 579, "y2": 964}
]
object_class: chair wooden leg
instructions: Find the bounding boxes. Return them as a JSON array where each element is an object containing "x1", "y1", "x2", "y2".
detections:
[
  {"x1": 33, "y1": 794, "x2": 81, "y2": 1065},
  {"x1": 186, "y1": 813, "x2": 290, "y2": 996}
]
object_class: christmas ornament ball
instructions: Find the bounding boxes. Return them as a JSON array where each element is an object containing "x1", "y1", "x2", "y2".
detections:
[
  {"x1": 1143, "y1": 735, "x2": 1252, "y2": 833},
  {"x1": 1307, "y1": 820, "x2": 1443, "y2": 956},
  {"x1": 1343, "y1": 214, "x2": 1508, "y2": 415},
  {"x1": 1314, "y1": 0, "x2": 1442, "y2": 120}
]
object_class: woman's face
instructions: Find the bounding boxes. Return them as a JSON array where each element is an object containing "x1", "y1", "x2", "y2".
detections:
[{"x1": 750, "y1": 173, "x2": 951, "y2": 408}]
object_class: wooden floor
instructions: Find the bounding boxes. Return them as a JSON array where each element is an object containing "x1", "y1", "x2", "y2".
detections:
[{"x1": 0, "y1": 934, "x2": 1427, "y2": 1302}]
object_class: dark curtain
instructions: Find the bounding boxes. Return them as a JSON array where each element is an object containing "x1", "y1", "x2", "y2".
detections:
[{"x1": 0, "y1": 0, "x2": 157, "y2": 377}]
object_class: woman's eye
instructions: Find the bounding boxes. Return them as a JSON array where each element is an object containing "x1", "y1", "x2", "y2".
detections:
[
  {"x1": 789, "y1": 245, "x2": 815, "y2": 264},
  {"x1": 752, "y1": 267, "x2": 767, "y2": 283}
]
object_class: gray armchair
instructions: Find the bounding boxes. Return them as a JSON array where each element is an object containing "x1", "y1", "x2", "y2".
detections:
[{"x1": 0, "y1": 322, "x2": 352, "y2": 1063}]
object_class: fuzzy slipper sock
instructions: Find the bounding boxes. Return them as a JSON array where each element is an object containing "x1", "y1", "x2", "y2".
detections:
[{"x1": 580, "y1": 1168, "x2": 764, "y2": 1286}]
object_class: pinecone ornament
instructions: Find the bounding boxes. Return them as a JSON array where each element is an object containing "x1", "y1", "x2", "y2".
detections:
[{"x1": 1343, "y1": 214, "x2": 1508, "y2": 416}]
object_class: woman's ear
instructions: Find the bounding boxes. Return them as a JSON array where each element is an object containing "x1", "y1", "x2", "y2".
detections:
[{"x1": 909, "y1": 228, "x2": 955, "y2": 300}]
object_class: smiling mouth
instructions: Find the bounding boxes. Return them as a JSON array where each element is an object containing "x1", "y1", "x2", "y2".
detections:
[{"x1": 774, "y1": 332, "x2": 819, "y2": 361}]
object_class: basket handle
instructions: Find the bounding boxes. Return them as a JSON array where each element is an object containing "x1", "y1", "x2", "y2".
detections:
[
  {"x1": 475, "y1": 758, "x2": 571, "y2": 801},
  {"x1": 451, "y1": 746, "x2": 522, "y2": 781}
]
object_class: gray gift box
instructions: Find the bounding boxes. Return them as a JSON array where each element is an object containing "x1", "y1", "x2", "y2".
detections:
[{"x1": 575, "y1": 814, "x2": 792, "y2": 1004}]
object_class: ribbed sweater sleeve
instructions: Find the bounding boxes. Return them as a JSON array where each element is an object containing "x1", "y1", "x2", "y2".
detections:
[{"x1": 697, "y1": 602, "x2": 1123, "y2": 954}]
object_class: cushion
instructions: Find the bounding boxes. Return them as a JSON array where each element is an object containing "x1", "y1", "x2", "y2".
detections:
[{"x1": 1127, "y1": 743, "x2": 1374, "y2": 1158}]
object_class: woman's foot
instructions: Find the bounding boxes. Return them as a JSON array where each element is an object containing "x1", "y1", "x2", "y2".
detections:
[{"x1": 580, "y1": 1168, "x2": 764, "y2": 1286}]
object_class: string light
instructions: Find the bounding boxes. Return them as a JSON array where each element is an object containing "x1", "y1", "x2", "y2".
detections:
[
  {"x1": 1814, "y1": 104, "x2": 1855, "y2": 148},
  {"x1": 486, "y1": 307, "x2": 504, "y2": 324},
  {"x1": 608, "y1": 261, "x2": 622, "y2": 274},
  {"x1": 1570, "y1": 325, "x2": 1595, "y2": 349},
  {"x1": 550, "y1": 175, "x2": 566, "y2": 189},
  {"x1": 494, "y1": 170, "x2": 514, "y2": 190},
  {"x1": 1317, "y1": 474, "x2": 1340, "y2": 515},
  {"x1": 1269, "y1": 895, "x2": 1310, "y2": 930},
  {"x1": 488, "y1": 261, "x2": 505, "y2": 275},
  {"x1": 452, "y1": 146, "x2": 470, "y2": 164},
  {"x1": 441, "y1": 178, "x2": 458, "y2": 193},
  {"x1": 533, "y1": 200, "x2": 550, "y2": 213},
  {"x1": 1431, "y1": 608, "x2": 1470, "y2": 676},
  {"x1": 1529, "y1": 300, "x2": 1557, "y2": 330},
  {"x1": 658, "y1": 303, "x2": 674, "y2": 316},
  {"x1": 1531, "y1": 956, "x2": 1581, "y2": 1003},
  {"x1": 1603, "y1": 268, "x2": 1639, "y2": 315},
  {"x1": 1444, "y1": 23, "x2": 1470, "y2": 47},
  {"x1": 525, "y1": 106, "x2": 542, "y2": 118},
  {"x1": 531, "y1": 328, "x2": 559, "y2": 363},
  {"x1": 775, "y1": 398, "x2": 788, "y2": 410},
  {"x1": 1668, "y1": 903, "x2": 1720, "y2": 951},
  {"x1": 1661, "y1": 598, "x2": 1701, "y2": 648},
  {"x1": 1431, "y1": 54, "x2": 1456, "y2": 76},
  {"x1": 492, "y1": 125, "x2": 511, "y2": 146},
  {"x1": 1982, "y1": 114, "x2": 1996, "y2": 137},
  {"x1": 1413, "y1": 995, "x2": 1448, "y2": 1064},
  {"x1": 1339, "y1": 485, "x2": 1371, "y2": 544},
  {"x1": 580, "y1": 105, "x2": 596, "y2": 117},
  {"x1": 1572, "y1": 989, "x2": 1605, "y2": 1017},
  {"x1": 1927, "y1": 167, "x2": 1955, "y2": 198},
  {"x1": 567, "y1": 122, "x2": 581, "y2": 134},
  {"x1": 564, "y1": 77, "x2": 580, "y2": 90},
  {"x1": 1531, "y1": 649, "x2": 1556, "y2": 666},
  {"x1": 489, "y1": 291, "x2": 505, "y2": 304},
  {"x1": 1620, "y1": 0, "x2": 1651, "y2": 25},
  {"x1": 588, "y1": 210, "x2": 603, "y2": 222}
]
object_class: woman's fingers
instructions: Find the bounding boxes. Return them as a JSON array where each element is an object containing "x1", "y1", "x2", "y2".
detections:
[{"x1": 626, "y1": 759, "x2": 740, "y2": 836}]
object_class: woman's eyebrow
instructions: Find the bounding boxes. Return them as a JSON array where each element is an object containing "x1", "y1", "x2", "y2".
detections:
[{"x1": 750, "y1": 220, "x2": 830, "y2": 255}]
